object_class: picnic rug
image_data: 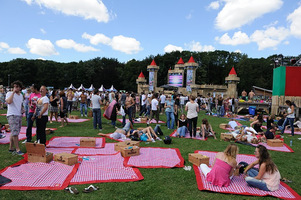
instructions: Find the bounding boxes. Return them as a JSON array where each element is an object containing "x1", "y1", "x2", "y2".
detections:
[
  {"x1": 170, "y1": 130, "x2": 208, "y2": 141},
  {"x1": 123, "y1": 147, "x2": 184, "y2": 168},
  {"x1": 193, "y1": 150, "x2": 301, "y2": 200},
  {"x1": 73, "y1": 143, "x2": 118, "y2": 156},
  {"x1": 0, "y1": 159, "x2": 79, "y2": 190},
  {"x1": 117, "y1": 118, "x2": 165, "y2": 124},
  {"x1": 46, "y1": 136, "x2": 105, "y2": 148},
  {"x1": 69, "y1": 154, "x2": 143, "y2": 185}
]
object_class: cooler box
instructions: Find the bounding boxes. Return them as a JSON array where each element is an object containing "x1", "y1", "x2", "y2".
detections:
[{"x1": 249, "y1": 106, "x2": 256, "y2": 116}]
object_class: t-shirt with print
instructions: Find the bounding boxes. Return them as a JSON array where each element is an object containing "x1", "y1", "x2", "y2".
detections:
[
  {"x1": 29, "y1": 93, "x2": 41, "y2": 113},
  {"x1": 36, "y1": 96, "x2": 49, "y2": 116}
]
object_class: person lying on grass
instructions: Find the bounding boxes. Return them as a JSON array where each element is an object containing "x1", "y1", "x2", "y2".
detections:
[
  {"x1": 175, "y1": 114, "x2": 188, "y2": 138},
  {"x1": 200, "y1": 144, "x2": 239, "y2": 187},
  {"x1": 98, "y1": 121, "x2": 133, "y2": 140},
  {"x1": 201, "y1": 118, "x2": 216, "y2": 139},
  {"x1": 132, "y1": 125, "x2": 162, "y2": 142},
  {"x1": 244, "y1": 145, "x2": 281, "y2": 191},
  {"x1": 230, "y1": 126, "x2": 261, "y2": 144}
]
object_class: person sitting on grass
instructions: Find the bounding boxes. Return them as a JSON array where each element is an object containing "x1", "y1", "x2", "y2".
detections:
[
  {"x1": 201, "y1": 118, "x2": 216, "y2": 139},
  {"x1": 266, "y1": 114, "x2": 276, "y2": 130},
  {"x1": 132, "y1": 126, "x2": 162, "y2": 142},
  {"x1": 200, "y1": 144, "x2": 239, "y2": 187},
  {"x1": 176, "y1": 114, "x2": 188, "y2": 138},
  {"x1": 264, "y1": 124, "x2": 279, "y2": 140},
  {"x1": 244, "y1": 145, "x2": 281, "y2": 191},
  {"x1": 250, "y1": 114, "x2": 264, "y2": 135}
]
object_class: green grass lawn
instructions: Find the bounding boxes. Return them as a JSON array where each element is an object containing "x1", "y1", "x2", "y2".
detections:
[{"x1": 0, "y1": 109, "x2": 300, "y2": 200}]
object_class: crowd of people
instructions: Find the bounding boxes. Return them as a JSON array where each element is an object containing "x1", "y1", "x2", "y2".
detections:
[{"x1": 0, "y1": 81, "x2": 299, "y2": 193}]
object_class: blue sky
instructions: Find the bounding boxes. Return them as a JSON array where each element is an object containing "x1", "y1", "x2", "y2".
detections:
[{"x1": 0, "y1": 0, "x2": 300, "y2": 63}]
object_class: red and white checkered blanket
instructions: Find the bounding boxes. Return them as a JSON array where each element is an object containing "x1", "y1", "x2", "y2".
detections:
[
  {"x1": 194, "y1": 150, "x2": 301, "y2": 200},
  {"x1": 47, "y1": 117, "x2": 90, "y2": 123},
  {"x1": 73, "y1": 143, "x2": 118, "y2": 156},
  {"x1": 45, "y1": 147, "x2": 76, "y2": 155},
  {"x1": 261, "y1": 126, "x2": 301, "y2": 135},
  {"x1": 123, "y1": 147, "x2": 184, "y2": 168},
  {"x1": 46, "y1": 136, "x2": 105, "y2": 148},
  {"x1": 70, "y1": 154, "x2": 143, "y2": 185},
  {"x1": 170, "y1": 130, "x2": 207, "y2": 141},
  {"x1": 0, "y1": 159, "x2": 78, "y2": 190},
  {"x1": 251, "y1": 142, "x2": 294, "y2": 153},
  {"x1": 117, "y1": 118, "x2": 165, "y2": 124}
]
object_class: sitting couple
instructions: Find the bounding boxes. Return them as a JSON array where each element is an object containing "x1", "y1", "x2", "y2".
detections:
[
  {"x1": 200, "y1": 144, "x2": 280, "y2": 191},
  {"x1": 175, "y1": 115, "x2": 216, "y2": 139}
]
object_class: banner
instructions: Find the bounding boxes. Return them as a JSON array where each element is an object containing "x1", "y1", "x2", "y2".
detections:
[
  {"x1": 186, "y1": 69, "x2": 193, "y2": 91},
  {"x1": 149, "y1": 71, "x2": 154, "y2": 91}
]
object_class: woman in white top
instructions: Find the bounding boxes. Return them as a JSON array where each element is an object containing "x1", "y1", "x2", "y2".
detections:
[
  {"x1": 280, "y1": 100, "x2": 295, "y2": 136},
  {"x1": 185, "y1": 95, "x2": 199, "y2": 138},
  {"x1": 244, "y1": 145, "x2": 281, "y2": 191},
  {"x1": 32, "y1": 86, "x2": 49, "y2": 145}
]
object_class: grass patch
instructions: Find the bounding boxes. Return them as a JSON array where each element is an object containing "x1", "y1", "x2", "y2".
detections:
[{"x1": 0, "y1": 109, "x2": 300, "y2": 200}]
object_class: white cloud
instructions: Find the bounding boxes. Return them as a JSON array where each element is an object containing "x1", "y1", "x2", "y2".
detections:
[
  {"x1": 0, "y1": 42, "x2": 9, "y2": 49},
  {"x1": 0, "y1": 42, "x2": 26, "y2": 54},
  {"x1": 23, "y1": 0, "x2": 111, "y2": 23},
  {"x1": 208, "y1": 1, "x2": 220, "y2": 10},
  {"x1": 186, "y1": 10, "x2": 194, "y2": 20},
  {"x1": 287, "y1": 5, "x2": 301, "y2": 38},
  {"x1": 283, "y1": 41, "x2": 289, "y2": 45},
  {"x1": 26, "y1": 38, "x2": 58, "y2": 56},
  {"x1": 82, "y1": 32, "x2": 111, "y2": 45},
  {"x1": 56, "y1": 39, "x2": 99, "y2": 52},
  {"x1": 185, "y1": 41, "x2": 215, "y2": 52},
  {"x1": 234, "y1": 49, "x2": 241, "y2": 53},
  {"x1": 7, "y1": 47, "x2": 26, "y2": 54},
  {"x1": 250, "y1": 26, "x2": 290, "y2": 50},
  {"x1": 110, "y1": 35, "x2": 143, "y2": 54},
  {"x1": 216, "y1": 31, "x2": 251, "y2": 45},
  {"x1": 216, "y1": 0, "x2": 283, "y2": 31},
  {"x1": 83, "y1": 33, "x2": 143, "y2": 54},
  {"x1": 40, "y1": 28, "x2": 46, "y2": 34},
  {"x1": 164, "y1": 44, "x2": 183, "y2": 53}
]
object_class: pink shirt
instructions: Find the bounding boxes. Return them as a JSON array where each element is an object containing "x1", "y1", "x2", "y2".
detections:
[
  {"x1": 206, "y1": 158, "x2": 232, "y2": 187},
  {"x1": 29, "y1": 93, "x2": 41, "y2": 113}
]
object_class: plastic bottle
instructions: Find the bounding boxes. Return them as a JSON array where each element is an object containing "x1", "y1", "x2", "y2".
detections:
[{"x1": 290, "y1": 140, "x2": 292, "y2": 147}]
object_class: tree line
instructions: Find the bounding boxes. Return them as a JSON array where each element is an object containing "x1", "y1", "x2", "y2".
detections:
[{"x1": 0, "y1": 50, "x2": 296, "y2": 93}]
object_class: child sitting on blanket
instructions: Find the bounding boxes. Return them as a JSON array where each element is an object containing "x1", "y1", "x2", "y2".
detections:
[
  {"x1": 244, "y1": 145, "x2": 281, "y2": 191},
  {"x1": 264, "y1": 125, "x2": 279, "y2": 140},
  {"x1": 132, "y1": 126, "x2": 162, "y2": 142},
  {"x1": 200, "y1": 144, "x2": 239, "y2": 187},
  {"x1": 201, "y1": 118, "x2": 216, "y2": 139},
  {"x1": 176, "y1": 114, "x2": 188, "y2": 138}
]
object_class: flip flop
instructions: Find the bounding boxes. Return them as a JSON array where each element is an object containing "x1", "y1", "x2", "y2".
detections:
[
  {"x1": 65, "y1": 187, "x2": 79, "y2": 194},
  {"x1": 281, "y1": 178, "x2": 292, "y2": 183},
  {"x1": 83, "y1": 185, "x2": 99, "y2": 193}
]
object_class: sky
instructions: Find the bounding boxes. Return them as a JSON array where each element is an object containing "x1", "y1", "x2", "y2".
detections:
[{"x1": 0, "y1": 0, "x2": 301, "y2": 63}]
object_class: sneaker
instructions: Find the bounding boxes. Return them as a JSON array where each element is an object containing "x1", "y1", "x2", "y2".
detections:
[
  {"x1": 151, "y1": 138, "x2": 156, "y2": 143},
  {"x1": 156, "y1": 137, "x2": 162, "y2": 141},
  {"x1": 15, "y1": 151, "x2": 24, "y2": 156},
  {"x1": 22, "y1": 140, "x2": 27, "y2": 144},
  {"x1": 0, "y1": 134, "x2": 5, "y2": 139},
  {"x1": 85, "y1": 115, "x2": 87, "y2": 117},
  {"x1": 8, "y1": 149, "x2": 15, "y2": 153},
  {"x1": 81, "y1": 114, "x2": 83, "y2": 117},
  {"x1": 99, "y1": 129, "x2": 102, "y2": 131}
]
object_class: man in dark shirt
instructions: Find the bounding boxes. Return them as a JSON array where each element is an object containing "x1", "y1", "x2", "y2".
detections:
[{"x1": 264, "y1": 125, "x2": 277, "y2": 139}]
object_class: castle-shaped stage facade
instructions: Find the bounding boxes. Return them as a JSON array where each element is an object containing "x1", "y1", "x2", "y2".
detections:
[{"x1": 136, "y1": 56, "x2": 240, "y2": 98}]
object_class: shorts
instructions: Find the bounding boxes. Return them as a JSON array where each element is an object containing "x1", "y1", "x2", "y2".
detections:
[
  {"x1": 59, "y1": 110, "x2": 67, "y2": 118},
  {"x1": 49, "y1": 105, "x2": 58, "y2": 113},
  {"x1": 140, "y1": 133, "x2": 148, "y2": 141},
  {"x1": 7, "y1": 115, "x2": 22, "y2": 136}
]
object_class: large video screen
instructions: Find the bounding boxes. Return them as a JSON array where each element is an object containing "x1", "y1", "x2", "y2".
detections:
[{"x1": 169, "y1": 73, "x2": 183, "y2": 87}]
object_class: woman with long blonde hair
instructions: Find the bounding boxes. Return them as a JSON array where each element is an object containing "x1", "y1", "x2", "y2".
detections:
[{"x1": 200, "y1": 144, "x2": 239, "y2": 187}]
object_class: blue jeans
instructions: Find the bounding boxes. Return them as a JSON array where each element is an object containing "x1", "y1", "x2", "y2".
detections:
[
  {"x1": 26, "y1": 112, "x2": 35, "y2": 142},
  {"x1": 166, "y1": 111, "x2": 175, "y2": 129},
  {"x1": 280, "y1": 118, "x2": 294, "y2": 136},
  {"x1": 80, "y1": 103, "x2": 87, "y2": 115},
  {"x1": 93, "y1": 108, "x2": 102, "y2": 129},
  {"x1": 123, "y1": 106, "x2": 133, "y2": 126},
  {"x1": 139, "y1": 104, "x2": 146, "y2": 116},
  {"x1": 24, "y1": 104, "x2": 29, "y2": 120},
  {"x1": 177, "y1": 126, "x2": 188, "y2": 137},
  {"x1": 245, "y1": 168, "x2": 270, "y2": 191},
  {"x1": 154, "y1": 124, "x2": 163, "y2": 135}
]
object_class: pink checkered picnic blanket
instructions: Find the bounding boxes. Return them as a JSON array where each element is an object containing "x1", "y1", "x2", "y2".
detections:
[
  {"x1": 99, "y1": 133, "x2": 130, "y2": 142},
  {"x1": 123, "y1": 147, "x2": 184, "y2": 168},
  {"x1": 45, "y1": 148, "x2": 76, "y2": 155},
  {"x1": 117, "y1": 118, "x2": 165, "y2": 124},
  {"x1": 47, "y1": 116, "x2": 90, "y2": 123},
  {"x1": 46, "y1": 136, "x2": 105, "y2": 148},
  {"x1": 69, "y1": 154, "x2": 143, "y2": 185},
  {"x1": 0, "y1": 159, "x2": 78, "y2": 190},
  {"x1": 0, "y1": 126, "x2": 57, "y2": 144},
  {"x1": 194, "y1": 150, "x2": 301, "y2": 200},
  {"x1": 251, "y1": 142, "x2": 294, "y2": 153},
  {"x1": 74, "y1": 143, "x2": 118, "y2": 156},
  {"x1": 170, "y1": 130, "x2": 207, "y2": 141},
  {"x1": 261, "y1": 126, "x2": 301, "y2": 135}
]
